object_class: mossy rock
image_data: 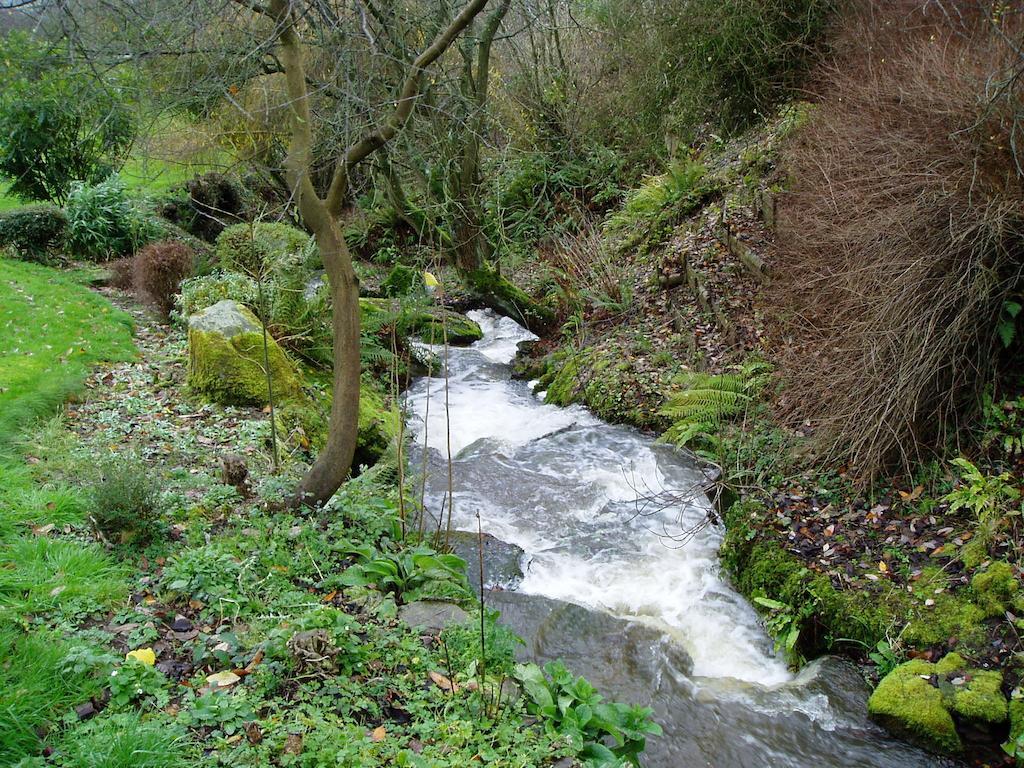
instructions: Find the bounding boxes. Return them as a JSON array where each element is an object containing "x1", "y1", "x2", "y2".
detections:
[
  {"x1": 187, "y1": 300, "x2": 301, "y2": 406},
  {"x1": 971, "y1": 561, "x2": 1018, "y2": 618},
  {"x1": 463, "y1": 267, "x2": 554, "y2": 334},
  {"x1": 353, "y1": 380, "x2": 399, "y2": 468},
  {"x1": 413, "y1": 309, "x2": 483, "y2": 345},
  {"x1": 902, "y1": 569, "x2": 988, "y2": 650},
  {"x1": 359, "y1": 298, "x2": 483, "y2": 346},
  {"x1": 868, "y1": 652, "x2": 1008, "y2": 755}
]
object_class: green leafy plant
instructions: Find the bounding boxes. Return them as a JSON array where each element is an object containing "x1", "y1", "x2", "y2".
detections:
[
  {"x1": 945, "y1": 457, "x2": 1020, "y2": 565},
  {"x1": 108, "y1": 657, "x2": 170, "y2": 710},
  {"x1": 338, "y1": 543, "x2": 470, "y2": 604},
  {"x1": 516, "y1": 660, "x2": 662, "y2": 767},
  {"x1": 604, "y1": 160, "x2": 707, "y2": 240},
  {"x1": 586, "y1": 281, "x2": 634, "y2": 315},
  {"x1": 161, "y1": 544, "x2": 247, "y2": 610},
  {"x1": 65, "y1": 177, "x2": 161, "y2": 260},
  {"x1": 944, "y1": 458, "x2": 1020, "y2": 521},
  {"x1": 381, "y1": 263, "x2": 422, "y2": 298},
  {"x1": 0, "y1": 205, "x2": 67, "y2": 262},
  {"x1": 659, "y1": 361, "x2": 772, "y2": 449},
  {"x1": 181, "y1": 690, "x2": 255, "y2": 737},
  {"x1": 752, "y1": 596, "x2": 808, "y2": 666},
  {"x1": 997, "y1": 299, "x2": 1022, "y2": 348},
  {"x1": 867, "y1": 640, "x2": 901, "y2": 678}
]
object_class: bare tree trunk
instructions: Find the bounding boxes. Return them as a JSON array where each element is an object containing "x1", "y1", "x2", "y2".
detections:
[
  {"x1": 451, "y1": 0, "x2": 510, "y2": 273},
  {"x1": 269, "y1": 0, "x2": 491, "y2": 508},
  {"x1": 294, "y1": 219, "x2": 362, "y2": 508}
]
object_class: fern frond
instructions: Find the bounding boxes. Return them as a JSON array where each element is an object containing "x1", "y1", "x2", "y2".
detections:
[{"x1": 658, "y1": 363, "x2": 771, "y2": 449}]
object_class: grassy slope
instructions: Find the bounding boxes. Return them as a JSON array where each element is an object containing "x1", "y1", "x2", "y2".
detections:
[{"x1": 0, "y1": 259, "x2": 137, "y2": 764}]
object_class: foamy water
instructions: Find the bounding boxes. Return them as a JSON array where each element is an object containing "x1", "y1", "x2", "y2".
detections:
[{"x1": 405, "y1": 310, "x2": 790, "y2": 686}]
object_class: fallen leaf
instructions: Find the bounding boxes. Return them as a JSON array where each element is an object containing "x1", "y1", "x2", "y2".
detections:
[
  {"x1": 429, "y1": 670, "x2": 458, "y2": 692},
  {"x1": 242, "y1": 649, "x2": 264, "y2": 675},
  {"x1": 206, "y1": 670, "x2": 240, "y2": 688},
  {"x1": 246, "y1": 722, "x2": 263, "y2": 744},
  {"x1": 283, "y1": 734, "x2": 303, "y2": 755},
  {"x1": 126, "y1": 648, "x2": 156, "y2": 665},
  {"x1": 371, "y1": 726, "x2": 386, "y2": 742},
  {"x1": 899, "y1": 485, "x2": 924, "y2": 502}
]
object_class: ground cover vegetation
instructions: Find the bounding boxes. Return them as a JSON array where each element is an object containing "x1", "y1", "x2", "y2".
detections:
[{"x1": 3, "y1": 0, "x2": 1023, "y2": 763}]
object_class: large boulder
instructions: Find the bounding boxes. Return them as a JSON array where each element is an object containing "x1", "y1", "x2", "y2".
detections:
[
  {"x1": 188, "y1": 300, "x2": 300, "y2": 405},
  {"x1": 867, "y1": 652, "x2": 1007, "y2": 755}
]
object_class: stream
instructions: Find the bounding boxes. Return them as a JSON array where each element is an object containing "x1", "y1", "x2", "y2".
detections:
[{"x1": 405, "y1": 310, "x2": 950, "y2": 768}]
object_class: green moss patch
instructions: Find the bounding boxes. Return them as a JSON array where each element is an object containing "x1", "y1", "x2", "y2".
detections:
[
  {"x1": 971, "y1": 561, "x2": 1019, "y2": 618},
  {"x1": 868, "y1": 653, "x2": 1008, "y2": 755}
]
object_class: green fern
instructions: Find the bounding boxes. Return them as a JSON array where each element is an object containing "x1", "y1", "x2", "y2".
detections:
[{"x1": 659, "y1": 362, "x2": 771, "y2": 448}]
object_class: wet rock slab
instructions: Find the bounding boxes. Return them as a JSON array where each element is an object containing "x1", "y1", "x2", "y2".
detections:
[{"x1": 448, "y1": 530, "x2": 525, "y2": 591}]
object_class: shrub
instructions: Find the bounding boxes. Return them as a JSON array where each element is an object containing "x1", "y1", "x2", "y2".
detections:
[
  {"x1": 0, "y1": 73, "x2": 135, "y2": 204},
  {"x1": 772, "y1": 4, "x2": 1024, "y2": 473},
  {"x1": 185, "y1": 172, "x2": 248, "y2": 242},
  {"x1": 65, "y1": 177, "x2": 161, "y2": 261},
  {"x1": 160, "y1": 172, "x2": 250, "y2": 243},
  {"x1": 90, "y1": 460, "x2": 161, "y2": 545},
  {"x1": 214, "y1": 221, "x2": 310, "y2": 277},
  {"x1": 108, "y1": 257, "x2": 135, "y2": 291},
  {"x1": 175, "y1": 271, "x2": 258, "y2": 319},
  {"x1": 0, "y1": 205, "x2": 67, "y2": 262},
  {"x1": 132, "y1": 241, "x2": 195, "y2": 318},
  {"x1": 381, "y1": 263, "x2": 420, "y2": 297},
  {"x1": 559, "y1": 0, "x2": 834, "y2": 166}
]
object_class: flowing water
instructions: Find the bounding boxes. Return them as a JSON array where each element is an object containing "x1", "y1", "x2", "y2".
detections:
[{"x1": 405, "y1": 310, "x2": 950, "y2": 768}]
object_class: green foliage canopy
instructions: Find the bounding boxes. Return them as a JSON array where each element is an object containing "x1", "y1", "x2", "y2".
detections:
[{"x1": 0, "y1": 34, "x2": 135, "y2": 204}]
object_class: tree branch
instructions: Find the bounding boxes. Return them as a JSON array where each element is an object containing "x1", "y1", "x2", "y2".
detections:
[{"x1": 324, "y1": 0, "x2": 491, "y2": 215}]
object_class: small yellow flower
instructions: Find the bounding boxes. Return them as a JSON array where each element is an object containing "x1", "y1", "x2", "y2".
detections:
[{"x1": 125, "y1": 647, "x2": 156, "y2": 665}]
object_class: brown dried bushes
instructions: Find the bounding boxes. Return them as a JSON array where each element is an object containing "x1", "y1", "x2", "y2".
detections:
[
  {"x1": 132, "y1": 241, "x2": 195, "y2": 319},
  {"x1": 773, "y1": 2, "x2": 1024, "y2": 473}
]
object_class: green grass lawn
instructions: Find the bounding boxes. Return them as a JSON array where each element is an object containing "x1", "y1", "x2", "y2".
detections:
[
  {"x1": 0, "y1": 186, "x2": 24, "y2": 212},
  {"x1": 0, "y1": 258, "x2": 138, "y2": 764},
  {"x1": 0, "y1": 258, "x2": 135, "y2": 443}
]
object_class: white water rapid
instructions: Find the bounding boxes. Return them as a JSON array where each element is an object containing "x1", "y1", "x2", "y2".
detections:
[{"x1": 404, "y1": 310, "x2": 949, "y2": 768}]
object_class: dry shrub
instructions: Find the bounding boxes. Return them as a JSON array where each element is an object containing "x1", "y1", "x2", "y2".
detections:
[
  {"x1": 133, "y1": 241, "x2": 196, "y2": 319},
  {"x1": 108, "y1": 257, "x2": 135, "y2": 291},
  {"x1": 772, "y1": 1, "x2": 1024, "y2": 473}
]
